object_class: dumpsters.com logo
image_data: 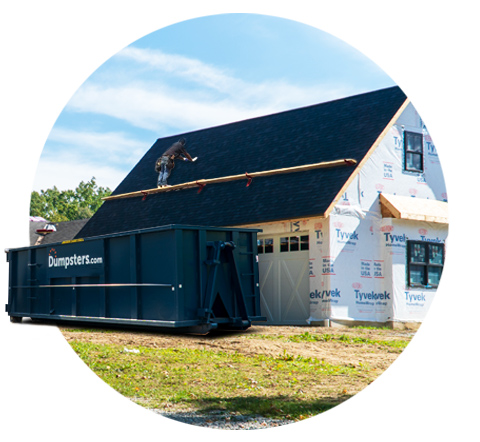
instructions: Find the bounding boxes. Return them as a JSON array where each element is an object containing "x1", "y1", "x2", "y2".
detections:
[{"x1": 48, "y1": 248, "x2": 103, "y2": 269}]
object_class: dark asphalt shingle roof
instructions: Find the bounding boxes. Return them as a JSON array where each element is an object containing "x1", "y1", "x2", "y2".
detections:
[
  {"x1": 30, "y1": 219, "x2": 89, "y2": 246},
  {"x1": 77, "y1": 86, "x2": 407, "y2": 239}
]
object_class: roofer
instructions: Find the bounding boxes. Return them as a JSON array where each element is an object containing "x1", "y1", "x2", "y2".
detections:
[{"x1": 155, "y1": 138, "x2": 197, "y2": 188}]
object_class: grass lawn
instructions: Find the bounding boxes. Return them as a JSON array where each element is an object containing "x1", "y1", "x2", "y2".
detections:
[{"x1": 67, "y1": 328, "x2": 411, "y2": 421}]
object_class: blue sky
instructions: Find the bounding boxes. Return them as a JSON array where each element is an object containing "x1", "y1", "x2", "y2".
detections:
[{"x1": 33, "y1": 13, "x2": 395, "y2": 192}]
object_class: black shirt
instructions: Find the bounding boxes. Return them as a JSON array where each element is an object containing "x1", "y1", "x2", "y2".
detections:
[{"x1": 163, "y1": 142, "x2": 187, "y2": 158}]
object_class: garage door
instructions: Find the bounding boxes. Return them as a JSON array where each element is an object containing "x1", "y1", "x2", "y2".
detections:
[{"x1": 257, "y1": 233, "x2": 310, "y2": 325}]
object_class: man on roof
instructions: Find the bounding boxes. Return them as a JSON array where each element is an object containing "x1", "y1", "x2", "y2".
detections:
[{"x1": 155, "y1": 138, "x2": 197, "y2": 188}]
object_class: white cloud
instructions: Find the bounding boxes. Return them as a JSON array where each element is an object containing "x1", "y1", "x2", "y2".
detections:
[
  {"x1": 118, "y1": 47, "x2": 238, "y2": 94},
  {"x1": 67, "y1": 81, "x2": 351, "y2": 133},
  {"x1": 33, "y1": 153, "x2": 128, "y2": 192},
  {"x1": 67, "y1": 47, "x2": 355, "y2": 132},
  {"x1": 48, "y1": 128, "x2": 146, "y2": 165},
  {"x1": 34, "y1": 130, "x2": 149, "y2": 191}
]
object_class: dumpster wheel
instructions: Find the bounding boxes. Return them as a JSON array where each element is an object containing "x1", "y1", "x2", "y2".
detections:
[{"x1": 10, "y1": 316, "x2": 22, "y2": 323}]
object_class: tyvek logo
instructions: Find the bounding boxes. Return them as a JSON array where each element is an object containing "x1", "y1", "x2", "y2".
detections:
[
  {"x1": 426, "y1": 138, "x2": 438, "y2": 157},
  {"x1": 340, "y1": 192, "x2": 350, "y2": 205},
  {"x1": 334, "y1": 221, "x2": 359, "y2": 242},
  {"x1": 417, "y1": 227, "x2": 443, "y2": 243},
  {"x1": 355, "y1": 290, "x2": 391, "y2": 301},
  {"x1": 405, "y1": 292, "x2": 426, "y2": 303},
  {"x1": 382, "y1": 226, "x2": 407, "y2": 246},
  {"x1": 335, "y1": 227, "x2": 359, "y2": 243},
  {"x1": 383, "y1": 232, "x2": 407, "y2": 244},
  {"x1": 310, "y1": 289, "x2": 341, "y2": 302}
]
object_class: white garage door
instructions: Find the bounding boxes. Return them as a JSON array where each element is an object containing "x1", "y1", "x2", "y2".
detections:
[{"x1": 257, "y1": 233, "x2": 310, "y2": 325}]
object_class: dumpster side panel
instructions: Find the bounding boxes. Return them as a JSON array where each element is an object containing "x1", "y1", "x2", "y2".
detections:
[
  {"x1": 47, "y1": 240, "x2": 106, "y2": 318},
  {"x1": 76, "y1": 276, "x2": 103, "y2": 317},
  {"x1": 11, "y1": 250, "x2": 30, "y2": 315},
  {"x1": 32, "y1": 247, "x2": 49, "y2": 315},
  {"x1": 51, "y1": 277, "x2": 73, "y2": 316},
  {"x1": 179, "y1": 228, "x2": 201, "y2": 322},
  {"x1": 106, "y1": 235, "x2": 132, "y2": 319},
  {"x1": 138, "y1": 230, "x2": 177, "y2": 321}
]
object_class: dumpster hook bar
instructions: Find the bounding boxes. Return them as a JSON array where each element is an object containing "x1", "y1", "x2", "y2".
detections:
[{"x1": 12, "y1": 283, "x2": 173, "y2": 289}]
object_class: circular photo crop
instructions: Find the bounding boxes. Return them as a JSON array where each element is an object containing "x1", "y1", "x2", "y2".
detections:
[{"x1": 12, "y1": 13, "x2": 447, "y2": 429}]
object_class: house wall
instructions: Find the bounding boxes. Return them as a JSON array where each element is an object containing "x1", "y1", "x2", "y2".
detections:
[
  {"x1": 357, "y1": 102, "x2": 447, "y2": 210},
  {"x1": 248, "y1": 103, "x2": 448, "y2": 326},
  {"x1": 308, "y1": 102, "x2": 448, "y2": 325},
  {"x1": 381, "y1": 218, "x2": 448, "y2": 322}
]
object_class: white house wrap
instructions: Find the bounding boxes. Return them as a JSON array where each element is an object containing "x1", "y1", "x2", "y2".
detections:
[{"x1": 253, "y1": 102, "x2": 447, "y2": 326}]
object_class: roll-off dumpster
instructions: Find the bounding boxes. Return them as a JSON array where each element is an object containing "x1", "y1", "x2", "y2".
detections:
[{"x1": 5, "y1": 224, "x2": 265, "y2": 333}]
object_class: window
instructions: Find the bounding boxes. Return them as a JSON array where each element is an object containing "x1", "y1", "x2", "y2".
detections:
[
  {"x1": 407, "y1": 241, "x2": 444, "y2": 288},
  {"x1": 257, "y1": 238, "x2": 273, "y2": 254},
  {"x1": 265, "y1": 238, "x2": 273, "y2": 253},
  {"x1": 257, "y1": 239, "x2": 264, "y2": 254},
  {"x1": 290, "y1": 236, "x2": 299, "y2": 251},
  {"x1": 280, "y1": 235, "x2": 309, "y2": 252},
  {"x1": 404, "y1": 131, "x2": 423, "y2": 172}
]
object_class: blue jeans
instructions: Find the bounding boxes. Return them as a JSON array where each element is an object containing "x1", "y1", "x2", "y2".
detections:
[{"x1": 157, "y1": 156, "x2": 171, "y2": 186}]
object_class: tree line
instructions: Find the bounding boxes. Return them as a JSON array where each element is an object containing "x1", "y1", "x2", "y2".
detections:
[{"x1": 30, "y1": 177, "x2": 111, "y2": 222}]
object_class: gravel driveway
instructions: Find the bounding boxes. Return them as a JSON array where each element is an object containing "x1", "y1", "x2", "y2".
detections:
[{"x1": 153, "y1": 409, "x2": 296, "y2": 430}]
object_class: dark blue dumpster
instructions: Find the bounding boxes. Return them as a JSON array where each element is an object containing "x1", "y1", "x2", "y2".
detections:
[{"x1": 5, "y1": 224, "x2": 265, "y2": 333}]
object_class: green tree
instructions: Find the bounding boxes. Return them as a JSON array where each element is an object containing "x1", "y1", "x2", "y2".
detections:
[{"x1": 30, "y1": 177, "x2": 111, "y2": 222}]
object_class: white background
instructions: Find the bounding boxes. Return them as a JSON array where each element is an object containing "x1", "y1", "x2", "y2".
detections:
[{"x1": 1, "y1": 1, "x2": 478, "y2": 441}]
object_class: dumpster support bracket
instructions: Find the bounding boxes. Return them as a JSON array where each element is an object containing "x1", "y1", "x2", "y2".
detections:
[{"x1": 199, "y1": 241, "x2": 251, "y2": 329}]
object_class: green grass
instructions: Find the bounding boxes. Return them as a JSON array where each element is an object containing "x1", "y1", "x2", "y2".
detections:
[
  {"x1": 70, "y1": 341, "x2": 368, "y2": 420},
  {"x1": 351, "y1": 325, "x2": 392, "y2": 330},
  {"x1": 61, "y1": 327, "x2": 116, "y2": 333},
  {"x1": 247, "y1": 331, "x2": 410, "y2": 351}
]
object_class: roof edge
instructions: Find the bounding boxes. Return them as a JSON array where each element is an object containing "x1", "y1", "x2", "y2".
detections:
[{"x1": 324, "y1": 97, "x2": 411, "y2": 218}]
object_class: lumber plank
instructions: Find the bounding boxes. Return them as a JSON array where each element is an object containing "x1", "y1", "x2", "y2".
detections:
[{"x1": 103, "y1": 158, "x2": 357, "y2": 201}]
